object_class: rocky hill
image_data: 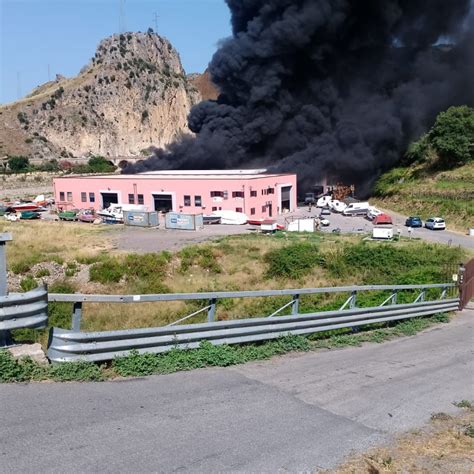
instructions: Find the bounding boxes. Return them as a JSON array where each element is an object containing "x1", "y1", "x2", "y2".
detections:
[
  {"x1": 0, "y1": 32, "x2": 201, "y2": 161},
  {"x1": 188, "y1": 70, "x2": 219, "y2": 101}
]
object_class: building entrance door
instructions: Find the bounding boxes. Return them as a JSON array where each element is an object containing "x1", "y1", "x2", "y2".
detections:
[
  {"x1": 153, "y1": 194, "x2": 173, "y2": 213},
  {"x1": 101, "y1": 192, "x2": 119, "y2": 209}
]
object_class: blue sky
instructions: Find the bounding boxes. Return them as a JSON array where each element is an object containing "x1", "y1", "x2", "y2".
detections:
[{"x1": 0, "y1": 0, "x2": 232, "y2": 104}]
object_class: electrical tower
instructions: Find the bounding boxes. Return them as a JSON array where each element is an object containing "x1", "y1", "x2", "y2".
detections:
[{"x1": 153, "y1": 12, "x2": 159, "y2": 31}]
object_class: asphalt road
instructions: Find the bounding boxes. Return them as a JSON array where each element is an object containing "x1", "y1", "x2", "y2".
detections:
[{"x1": 1, "y1": 308, "x2": 473, "y2": 473}]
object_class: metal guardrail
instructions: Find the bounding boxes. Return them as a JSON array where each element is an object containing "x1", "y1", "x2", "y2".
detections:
[
  {"x1": 48, "y1": 283, "x2": 455, "y2": 331},
  {"x1": 0, "y1": 286, "x2": 49, "y2": 347},
  {"x1": 47, "y1": 282, "x2": 458, "y2": 362}
]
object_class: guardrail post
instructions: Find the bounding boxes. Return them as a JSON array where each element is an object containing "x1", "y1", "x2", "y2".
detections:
[
  {"x1": 350, "y1": 291, "x2": 357, "y2": 309},
  {"x1": 0, "y1": 233, "x2": 13, "y2": 347},
  {"x1": 292, "y1": 294, "x2": 300, "y2": 315},
  {"x1": 440, "y1": 287, "x2": 447, "y2": 300},
  {"x1": 72, "y1": 302, "x2": 83, "y2": 331},
  {"x1": 207, "y1": 298, "x2": 217, "y2": 322},
  {"x1": 392, "y1": 291, "x2": 398, "y2": 305}
]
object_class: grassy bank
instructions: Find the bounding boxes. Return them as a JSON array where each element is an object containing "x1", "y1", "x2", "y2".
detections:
[
  {"x1": 0, "y1": 313, "x2": 451, "y2": 383},
  {"x1": 3, "y1": 226, "x2": 463, "y2": 347},
  {"x1": 372, "y1": 162, "x2": 474, "y2": 233}
]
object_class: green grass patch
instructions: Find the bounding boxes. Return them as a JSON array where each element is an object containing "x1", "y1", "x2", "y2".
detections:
[
  {"x1": 179, "y1": 246, "x2": 222, "y2": 274},
  {"x1": 264, "y1": 241, "x2": 322, "y2": 279}
]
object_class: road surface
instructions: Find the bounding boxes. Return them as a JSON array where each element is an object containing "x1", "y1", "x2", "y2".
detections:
[{"x1": 1, "y1": 308, "x2": 473, "y2": 473}]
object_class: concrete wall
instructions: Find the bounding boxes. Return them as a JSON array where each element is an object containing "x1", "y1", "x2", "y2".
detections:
[{"x1": 53, "y1": 173, "x2": 297, "y2": 220}]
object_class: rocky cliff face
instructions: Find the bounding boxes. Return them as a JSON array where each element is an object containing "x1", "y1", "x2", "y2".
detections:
[
  {"x1": 188, "y1": 70, "x2": 219, "y2": 101},
  {"x1": 0, "y1": 32, "x2": 201, "y2": 161}
]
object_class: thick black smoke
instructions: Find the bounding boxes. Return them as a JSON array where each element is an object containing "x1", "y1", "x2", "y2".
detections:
[{"x1": 125, "y1": 0, "x2": 474, "y2": 195}]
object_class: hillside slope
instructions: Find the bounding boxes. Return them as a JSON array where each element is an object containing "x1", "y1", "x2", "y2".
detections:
[
  {"x1": 372, "y1": 162, "x2": 474, "y2": 232},
  {"x1": 0, "y1": 32, "x2": 201, "y2": 161}
]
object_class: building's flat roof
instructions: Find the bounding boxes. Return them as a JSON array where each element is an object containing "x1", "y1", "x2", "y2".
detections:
[{"x1": 56, "y1": 169, "x2": 296, "y2": 181}]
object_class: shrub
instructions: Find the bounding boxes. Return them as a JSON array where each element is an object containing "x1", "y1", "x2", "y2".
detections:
[
  {"x1": 35, "y1": 268, "x2": 51, "y2": 278},
  {"x1": 90, "y1": 258, "x2": 124, "y2": 284},
  {"x1": 264, "y1": 242, "x2": 321, "y2": 279},
  {"x1": 8, "y1": 155, "x2": 30, "y2": 172},
  {"x1": 87, "y1": 156, "x2": 116, "y2": 173},
  {"x1": 49, "y1": 361, "x2": 104, "y2": 382},
  {"x1": 0, "y1": 351, "x2": 46, "y2": 383},
  {"x1": 20, "y1": 276, "x2": 38, "y2": 292}
]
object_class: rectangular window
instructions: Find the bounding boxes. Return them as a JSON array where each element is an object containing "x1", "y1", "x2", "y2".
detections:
[
  {"x1": 59, "y1": 192, "x2": 65, "y2": 202},
  {"x1": 212, "y1": 207, "x2": 218, "y2": 212},
  {"x1": 235, "y1": 207, "x2": 243, "y2": 213},
  {"x1": 184, "y1": 195, "x2": 191, "y2": 207},
  {"x1": 81, "y1": 192, "x2": 87, "y2": 203},
  {"x1": 128, "y1": 194, "x2": 135, "y2": 204},
  {"x1": 232, "y1": 191, "x2": 244, "y2": 198},
  {"x1": 137, "y1": 194, "x2": 144, "y2": 205},
  {"x1": 210, "y1": 191, "x2": 223, "y2": 197},
  {"x1": 195, "y1": 195, "x2": 202, "y2": 207},
  {"x1": 66, "y1": 192, "x2": 73, "y2": 202},
  {"x1": 89, "y1": 193, "x2": 95, "y2": 203},
  {"x1": 250, "y1": 190, "x2": 257, "y2": 197},
  {"x1": 262, "y1": 205, "x2": 267, "y2": 213},
  {"x1": 267, "y1": 187, "x2": 275, "y2": 194},
  {"x1": 251, "y1": 208, "x2": 256, "y2": 215}
]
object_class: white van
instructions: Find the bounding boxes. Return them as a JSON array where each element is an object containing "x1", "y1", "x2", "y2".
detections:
[{"x1": 342, "y1": 202, "x2": 370, "y2": 216}]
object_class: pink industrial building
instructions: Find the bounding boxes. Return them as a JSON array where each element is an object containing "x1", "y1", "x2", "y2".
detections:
[{"x1": 53, "y1": 170, "x2": 297, "y2": 219}]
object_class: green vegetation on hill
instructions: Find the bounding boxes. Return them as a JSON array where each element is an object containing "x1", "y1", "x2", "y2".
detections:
[{"x1": 373, "y1": 106, "x2": 474, "y2": 231}]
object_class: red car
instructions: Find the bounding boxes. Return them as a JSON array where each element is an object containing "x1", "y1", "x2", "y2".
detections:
[{"x1": 373, "y1": 213, "x2": 393, "y2": 225}]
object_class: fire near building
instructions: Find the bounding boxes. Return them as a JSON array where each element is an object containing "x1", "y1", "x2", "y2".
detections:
[{"x1": 53, "y1": 170, "x2": 297, "y2": 219}]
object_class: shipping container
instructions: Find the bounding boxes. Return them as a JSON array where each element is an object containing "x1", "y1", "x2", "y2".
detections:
[
  {"x1": 165, "y1": 213, "x2": 204, "y2": 231},
  {"x1": 123, "y1": 211, "x2": 159, "y2": 227}
]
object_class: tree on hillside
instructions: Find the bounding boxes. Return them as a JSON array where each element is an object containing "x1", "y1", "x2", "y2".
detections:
[
  {"x1": 8, "y1": 156, "x2": 30, "y2": 172},
  {"x1": 429, "y1": 106, "x2": 474, "y2": 166},
  {"x1": 405, "y1": 106, "x2": 474, "y2": 168}
]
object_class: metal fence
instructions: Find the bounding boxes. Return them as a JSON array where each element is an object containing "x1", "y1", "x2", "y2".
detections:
[{"x1": 47, "y1": 284, "x2": 458, "y2": 362}]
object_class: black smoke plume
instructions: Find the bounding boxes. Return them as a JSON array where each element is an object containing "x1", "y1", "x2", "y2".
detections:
[{"x1": 125, "y1": 0, "x2": 474, "y2": 195}]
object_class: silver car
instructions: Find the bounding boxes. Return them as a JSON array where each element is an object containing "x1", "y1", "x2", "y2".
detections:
[{"x1": 425, "y1": 217, "x2": 446, "y2": 230}]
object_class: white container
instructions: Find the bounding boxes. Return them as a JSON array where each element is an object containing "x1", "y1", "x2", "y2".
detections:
[
  {"x1": 469, "y1": 228, "x2": 474, "y2": 237},
  {"x1": 287, "y1": 219, "x2": 315, "y2": 232},
  {"x1": 373, "y1": 227, "x2": 394, "y2": 240}
]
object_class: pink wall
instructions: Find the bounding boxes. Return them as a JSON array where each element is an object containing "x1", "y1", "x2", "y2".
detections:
[{"x1": 53, "y1": 173, "x2": 297, "y2": 219}]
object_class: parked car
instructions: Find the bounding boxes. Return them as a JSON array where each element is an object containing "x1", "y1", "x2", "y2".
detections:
[
  {"x1": 373, "y1": 213, "x2": 393, "y2": 225},
  {"x1": 405, "y1": 216, "x2": 423, "y2": 227},
  {"x1": 320, "y1": 218, "x2": 330, "y2": 227},
  {"x1": 320, "y1": 209, "x2": 331, "y2": 216},
  {"x1": 425, "y1": 217, "x2": 446, "y2": 230}
]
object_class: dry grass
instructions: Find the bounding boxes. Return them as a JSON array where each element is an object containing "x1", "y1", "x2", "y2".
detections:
[
  {"x1": 0, "y1": 220, "x2": 113, "y2": 266},
  {"x1": 330, "y1": 408, "x2": 474, "y2": 473}
]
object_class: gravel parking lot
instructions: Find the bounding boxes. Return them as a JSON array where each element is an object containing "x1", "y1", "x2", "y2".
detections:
[{"x1": 112, "y1": 206, "x2": 473, "y2": 252}]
